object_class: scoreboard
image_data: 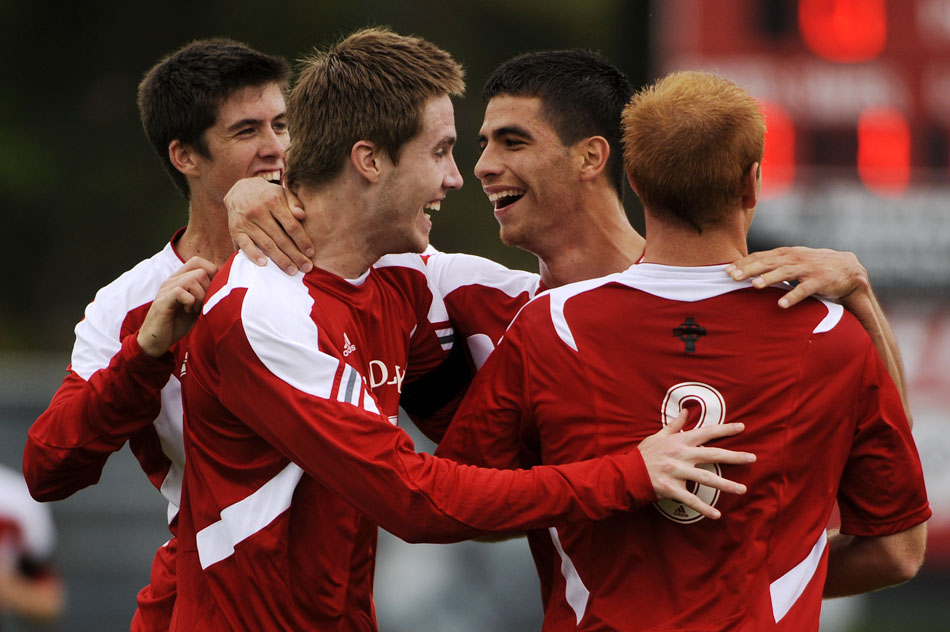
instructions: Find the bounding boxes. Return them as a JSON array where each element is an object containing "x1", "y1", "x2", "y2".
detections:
[
  {"x1": 653, "y1": 0, "x2": 950, "y2": 565},
  {"x1": 655, "y1": 0, "x2": 949, "y2": 198}
]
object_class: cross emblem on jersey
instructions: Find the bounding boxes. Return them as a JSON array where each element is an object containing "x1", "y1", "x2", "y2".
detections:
[{"x1": 673, "y1": 317, "x2": 706, "y2": 354}]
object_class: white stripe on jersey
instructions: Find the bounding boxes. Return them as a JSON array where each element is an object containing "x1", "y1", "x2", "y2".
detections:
[
  {"x1": 196, "y1": 462, "x2": 304, "y2": 569},
  {"x1": 377, "y1": 252, "x2": 452, "y2": 336},
  {"x1": 545, "y1": 264, "x2": 844, "y2": 351},
  {"x1": 424, "y1": 252, "x2": 542, "y2": 301},
  {"x1": 770, "y1": 530, "x2": 827, "y2": 622},
  {"x1": 812, "y1": 300, "x2": 844, "y2": 333},
  {"x1": 547, "y1": 275, "x2": 625, "y2": 351},
  {"x1": 549, "y1": 526, "x2": 591, "y2": 625},
  {"x1": 73, "y1": 242, "x2": 182, "y2": 380},
  {"x1": 212, "y1": 255, "x2": 382, "y2": 416}
]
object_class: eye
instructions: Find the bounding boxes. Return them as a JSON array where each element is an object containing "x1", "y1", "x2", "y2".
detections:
[
  {"x1": 236, "y1": 127, "x2": 255, "y2": 137},
  {"x1": 273, "y1": 121, "x2": 288, "y2": 133},
  {"x1": 504, "y1": 138, "x2": 524, "y2": 148}
]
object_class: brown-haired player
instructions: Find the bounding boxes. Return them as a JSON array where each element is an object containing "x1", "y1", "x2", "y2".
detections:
[
  {"x1": 437, "y1": 70, "x2": 929, "y2": 630},
  {"x1": 23, "y1": 38, "x2": 289, "y2": 631},
  {"x1": 171, "y1": 31, "x2": 754, "y2": 631}
]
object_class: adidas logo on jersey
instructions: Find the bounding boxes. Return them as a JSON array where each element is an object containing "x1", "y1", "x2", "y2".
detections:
[{"x1": 343, "y1": 333, "x2": 356, "y2": 357}]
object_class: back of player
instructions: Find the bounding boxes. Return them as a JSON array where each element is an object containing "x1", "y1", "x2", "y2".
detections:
[{"x1": 441, "y1": 264, "x2": 929, "y2": 631}]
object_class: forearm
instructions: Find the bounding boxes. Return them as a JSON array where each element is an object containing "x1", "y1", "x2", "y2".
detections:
[
  {"x1": 0, "y1": 571, "x2": 64, "y2": 622},
  {"x1": 824, "y1": 523, "x2": 927, "y2": 597},
  {"x1": 840, "y1": 286, "x2": 911, "y2": 425},
  {"x1": 24, "y1": 334, "x2": 175, "y2": 500}
]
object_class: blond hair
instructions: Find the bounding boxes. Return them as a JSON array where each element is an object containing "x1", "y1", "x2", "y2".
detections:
[{"x1": 622, "y1": 71, "x2": 765, "y2": 232}]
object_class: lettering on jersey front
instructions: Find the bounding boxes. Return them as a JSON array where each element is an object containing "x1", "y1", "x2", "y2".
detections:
[
  {"x1": 368, "y1": 360, "x2": 406, "y2": 393},
  {"x1": 655, "y1": 382, "x2": 726, "y2": 524},
  {"x1": 673, "y1": 317, "x2": 706, "y2": 354}
]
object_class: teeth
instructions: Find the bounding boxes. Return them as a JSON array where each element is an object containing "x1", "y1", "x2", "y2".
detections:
[
  {"x1": 260, "y1": 170, "x2": 282, "y2": 183},
  {"x1": 487, "y1": 189, "x2": 525, "y2": 203},
  {"x1": 424, "y1": 201, "x2": 441, "y2": 212}
]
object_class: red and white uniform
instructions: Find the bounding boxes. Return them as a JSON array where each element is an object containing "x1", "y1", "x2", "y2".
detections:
[
  {"x1": 438, "y1": 263, "x2": 931, "y2": 631},
  {"x1": 0, "y1": 465, "x2": 58, "y2": 584},
  {"x1": 423, "y1": 252, "x2": 541, "y2": 369},
  {"x1": 23, "y1": 232, "x2": 187, "y2": 631},
  {"x1": 173, "y1": 253, "x2": 655, "y2": 632}
]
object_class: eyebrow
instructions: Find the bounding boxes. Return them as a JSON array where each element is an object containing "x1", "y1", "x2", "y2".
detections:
[
  {"x1": 478, "y1": 124, "x2": 534, "y2": 143},
  {"x1": 225, "y1": 112, "x2": 286, "y2": 133}
]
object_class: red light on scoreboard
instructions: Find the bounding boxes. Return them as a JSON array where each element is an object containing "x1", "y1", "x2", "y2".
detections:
[
  {"x1": 760, "y1": 101, "x2": 796, "y2": 198},
  {"x1": 857, "y1": 106, "x2": 910, "y2": 196},
  {"x1": 799, "y1": 0, "x2": 887, "y2": 62}
]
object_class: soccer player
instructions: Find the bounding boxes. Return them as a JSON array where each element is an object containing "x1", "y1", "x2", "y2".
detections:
[
  {"x1": 226, "y1": 50, "x2": 910, "y2": 428},
  {"x1": 22, "y1": 39, "x2": 290, "y2": 630},
  {"x1": 171, "y1": 29, "x2": 754, "y2": 631},
  {"x1": 437, "y1": 70, "x2": 930, "y2": 630},
  {"x1": 0, "y1": 464, "x2": 64, "y2": 624}
]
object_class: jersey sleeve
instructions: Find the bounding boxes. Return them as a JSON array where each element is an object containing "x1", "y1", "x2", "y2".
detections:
[
  {"x1": 835, "y1": 336, "x2": 931, "y2": 536},
  {"x1": 435, "y1": 316, "x2": 537, "y2": 470},
  {"x1": 23, "y1": 323, "x2": 175, "y2": 502},
  {"x1": 212, "y1": 285, "x2": 655, "y2": 544}
]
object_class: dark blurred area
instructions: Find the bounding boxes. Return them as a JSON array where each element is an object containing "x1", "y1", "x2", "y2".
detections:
[{"x1": 1, "y1": 0, "x2": 947, "y2": 630}]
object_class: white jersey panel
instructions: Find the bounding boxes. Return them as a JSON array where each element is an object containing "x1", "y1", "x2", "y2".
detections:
[{"x1": 71, "y1": 242, "x2": 182, "y2": 380}]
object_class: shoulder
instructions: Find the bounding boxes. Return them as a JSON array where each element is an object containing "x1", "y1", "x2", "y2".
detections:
[
  {"x1": 423, "y1": 251, "x2": 541, "y2": 299},
  {"x1": 82, "y1": 242, "x2": 182, "y2": 326}
]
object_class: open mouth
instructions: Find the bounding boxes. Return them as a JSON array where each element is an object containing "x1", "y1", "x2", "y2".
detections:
[
  {"x1": 423, "y1": 200, "x2": 441, "y2": 217},
  {"x1": 488, "y1": 188, "x2": 525, "y2": 210},
  {"x1": 259, "y1": 170, "x2": 282, "y2": 184}
]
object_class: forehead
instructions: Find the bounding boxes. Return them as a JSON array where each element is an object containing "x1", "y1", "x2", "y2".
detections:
[
  {"x1": 479, "y1": 95, "x2": 556, "y2": 138},
  {"x1": 214, "y1": 82, "x2": 286, "y2": 125},
  {"x1": 413, "y1": 94, "x2": 457, "y2": 144}
]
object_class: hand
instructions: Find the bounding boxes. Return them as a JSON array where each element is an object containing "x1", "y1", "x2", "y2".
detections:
[
  {"x1": 137, "y1": 257, "x2": 219, "y2": 358},
  {"x1": 224, "y1": 177, "x2": 313, "y2": 275},
  {"x1": 726, "y1": 246, "x2": 870, "y2": 309},
  {"x1": 637, "y1": 409, "x2": 754, "y2": 520}
]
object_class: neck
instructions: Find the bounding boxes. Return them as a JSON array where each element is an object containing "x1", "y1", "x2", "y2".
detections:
[
  {"x1": 640, "y1": 209, "x2": 748, "y2": 266},
  {"x1": 296, "y1": 185, "x2": 382, "y2": 279},
  {"x1": 536, "y1": 193, "x2": 645, "y2": 288},
  {"x1": 175, "y1": 199, "x2": 236, "y2": 265}
]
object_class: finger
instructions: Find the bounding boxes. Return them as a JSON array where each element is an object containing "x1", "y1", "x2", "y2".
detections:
[
  {"x1": 682, "y1": 421, "x2": 745, "y2": 444},
  {"x1": 680, "y1": 467, "x2": 747, "y2": 495},
  {"x1": 233, "y1": 231, "x2": 269, "y2": 267},
  {"x1": 776, "y1": 281, "x2": 815, "y2": 309},
  {"x1": 663, "y1": 408, "x2": 689, "y2": 433},
  {"x1": 238, "y1": 225, "x2": 299, "y2": 275},
  {"x1": 270, "y1": 208, "x2": 314, "y2": 270},
  {"x1": 692, "y1": 446, "x2": 756, "y2": 466},
  {"x1": 286, "y1": 188, "x2": 307, "y2": 222},
  {"x1": 665, "y1": 489, "x2": 721, "y2": 520}
]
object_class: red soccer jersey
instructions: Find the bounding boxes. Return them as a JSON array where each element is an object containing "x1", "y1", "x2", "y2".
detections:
[
  {"x1": 424, "y1": 251, "x2": 541, "y2": 368},
  {"x1": 173, "y1": 253, "x2": 656, "y2": 631},
  {"x1": 23, "y1": 232, "x2": 188, "y2": 631},
  {"x1": 438, "y1": 263, "x2": 931, "y2": 631}
]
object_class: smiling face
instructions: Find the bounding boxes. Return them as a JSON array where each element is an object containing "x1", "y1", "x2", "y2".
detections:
[
  {"x1": 474, "y1": 95, "x2": 580, "y2": 254},
  {"x1": 374, "y1": 94, "x2": 463, "y2": 254},
  {"x1": 190, "y1": 82, "x2": 288, "y2": 210}
]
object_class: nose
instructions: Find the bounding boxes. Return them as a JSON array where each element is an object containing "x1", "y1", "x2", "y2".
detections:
[
  {"x1": 261, "y1": 125, "x2": 289, "y2": 158},
  {"x1": 474, "y1": 144, "x2": 499, "y2": 182},
  {"x1": 444, "y1": 152, "x2": 463, "y2": 191}
]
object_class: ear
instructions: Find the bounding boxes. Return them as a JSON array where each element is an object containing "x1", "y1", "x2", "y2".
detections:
[
  {"x1": 350, "y1": 140, "x2": 382, "y2": 183},
  {"x1": 168, "y1": 139, "x2": 200, "y2": 177},
  {"x1": 577, "y1": 136, "x2": 610, "y2": 183},
  {"x1": 625, "y1": 170, "x2": 640, "y2": 197},
  {"x1": 741, "y1": 161, "x2": 761, "y2": 209}
]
